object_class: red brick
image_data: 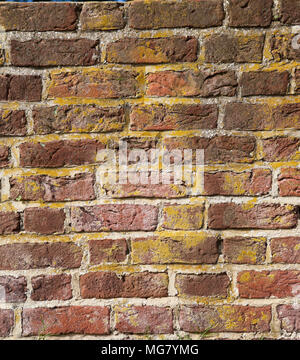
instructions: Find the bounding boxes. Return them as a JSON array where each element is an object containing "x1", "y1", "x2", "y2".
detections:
[
  {"x1": 278, "y1": 168, "x2": 300, "y2": 196},
  {"x1": 0, "y1": 276, "x2": 27, "y2": 303},
  {"x1": 205, "y1": 34, "x2": 264, "y2": 63},
  {"x1": 24, "y1": 208, "x2": 65, "y2": 235},
  {"x1": 31, "y1": 274, "x2": 72, "y2": 301},
  {"x1": 0, "y1": 75, "x2": 42, "y2": 102},
  {"x1": 228, "y1": 0, "x2": 273, "y2": 27},
  {"x1": 0, "y1": 3, "x2": 78, "y2": 31},
  {"x1": 241, "y1": 71, "x2": 290, "y2": 96},
  {"x1": 179, "y1": 305, "x2": 271, "y2": 333},
  {"x1": 0, "y1": 309, "x2": 14, "y2": 337},
  {"x1": 261, "y1": 137, "x2": 299, "y2": 162},
  {"x1": 238, "y1": 270, "x2": 300, "y2": 298},
  {"x1": 208, "y1": 203, "x2": 298, "y2": 229},
  {"x1": 47, "y1": 69, "x2": 140, "y2": 99},
  {"x1": 0, "y1": 242, "x2": 82, "y2": 270},
  {"x1": 130, "y1": 104, "x2": 218, "y2": 131},
  {"x1": 204, "y1": 169, "x2": 272, "y2": 196},
  {"x1": 22, "y1": 306, "x2": 110, "y2": 336},
  {"x1": 277, "y1": 305, "x2": 300, "y2": 332},
  {"x1": 0, "y1": 110, "x2": 26, "y2": 136},
  {"x1": 89, "y1": 239, "x2": 128, "y2": 265},
  {"x1": 281, "y1": 0, "x2": 300, "y2": 24},
  {"x1": 11, "y1": 39, "x2": 100, "y2": 67},
  {"x1": 295, "y1": 68, "x2": 300, "y2": 93},
  {"x1": 272, "y1": 104, "x2": 300, "y2": 130},
  {"x1": 115, "y1": 306, "x2": 173, "y2": 334},
  {"x1": 107, "y1": 37, "x2": 198, "y2": 64},
  {"x1": 32, "y1": 105, "x2": 125, "y2": 134},
  {"x1": 0, "y1": 212, "x2": 20, "y2": 235},
  {"x1": 162, "y1": 204, "x2": 204, "y2": 230},
  {"x1": 175, "y1": 273, "x2": 230, "y2": 297},
  {"x1": 10, "y1": 173, "x2": 95, "y2": 202},
  {"x1": 223, "y1": 237, "x2": 267, "y2": 264},
  {"x1": 19, "y1": 139, "x2": 103, "y2": 168},
  {"x1": 0, "y1": 145, "x2": 10, "y2": 168},
  {"x1": 146, "y1": 70, "x2": 237, "y2": 97},
  {"x1": 270, "y1": 237, "x2": 300, "y2": 264},
  {"x1": 128, "y1": 0, "x2": 224, "y2": 29},
  {"x1": 71, "y1": 204, "x2": 158, "y2": 232},
  {"x1": 80, "y1": 3, "x2": 125, "y2": 31},
  {"x1": 80, "y1": 272, "x2": 168, "y2": 299}
]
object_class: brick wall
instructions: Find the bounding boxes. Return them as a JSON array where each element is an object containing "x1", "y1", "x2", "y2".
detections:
[{"x1": 0, "y1": 0, "x2": 299, "y2": 340}]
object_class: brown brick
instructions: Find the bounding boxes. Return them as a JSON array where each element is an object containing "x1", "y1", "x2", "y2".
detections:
[
  {"x1": 0, "y1": 3, "x2": 78, "y2": 31},
  {"x1": 106, "y1": 37, "x2": 198, "y2": 64},
  {"x1": 89, "y1": 239, "x2": 128, "y2": 265},
  {"x1": 0, "y1": 145, "x2": 10, "y2": 168},
  {"x1": 31, "y1": 274, "x2": 72, "y2": 301},
  {"x1": 278, "y1": 168, "x2": 300, "y2": 196},
  {"x1": 22, "y1": 306, "x2": 110, "y2": 336},
  {"x1": 162, "y1": 204, "x2": 204, "y2": 230},
  {"x1": 0, "y1": 110, "x2": 26, "y2": 136},
  {"x1": 0, "y1": 212, "x2": 20, "y2": 235},
  {"x1": 0, "y1": 242, "x2": 82, "y2": 270},
  {"x1": 80, "y1": 272, "x2": 168, "y2": 299},
  {"x1": 0, "y1": 309, "x2": 14, "y2": 337},
  {"x1": 130, "y1": 104, "x2": 218, "y2": 131},
  {"x1": 270, "y1": 237, "x2": 300, "y2": 264},
  {"x1": 10, "y1": 173, "x2": 95, "y2": 202},
  {"x1": 0, "y1": 75, "x2": 42, "y2": 102},
  {"x1": 11, "y1": 39, "x2": 100, "y2": 67},
  {"x1": 295, "y1": 68, "x2": 300, "y2": 93},
  {"x1": 270, "y1": 34, "x2": 300, "y2": 61},
  {"x1": 261, "y1": 137, "x2": 300, "y2": 162},
  {"x1": 179, "y1": 305, "x2": 271, "y2": 333},
  {"x1": 71, "y1": 204, "x2": 158, "y2": 232},
  {"x1": 47, "y1": 69, "x2": 140, "y2": 99},
  {"x1": 208, "y1": 203, "x2": 298, "y2": 229},
  {"x1": 223, "y1": 237, "x2": 267, "y2": 264},
  {"x1": 175, "y1": 273, "x2": 230, "y2": 297},
  {"x1": 281, "y1": 0, "x2": 300, "y2": 24},
  {"x1": 228, "y1": 0, "x2": 273, "y2": 27},
  {"x1": 115, "y1": 306, "x2": 173, "y2": 334},
  {"x1": 205, "y1": 34, "x2": 264, "y2": 63},
  {"x1": 238, "y1": 270, "x2": 300, "y2": 298},
  {"x1": 32, "y1": 105, "x2": 125, "y2": 134},
  {"x1": 80, "y1": 3, "x2": 125, "y2": 31},
  {"x1": 128, "y1": 0, "x2": 224, "y2": 29},
  {"x1": 277, "y1": 305, "x2": 300, "y2": 332},
  {"x1": 241, "y1": 71, "x2": 290, "y2": 96},
  {"x1": 24, "y1": 208, "x2": 65, "y2": 235},
  {"x1": 0, "y1": 276, "x2": 27, "y2": 303},
  {"x1": 146, "y1": 70, "x2": 237, "y2": 97}
]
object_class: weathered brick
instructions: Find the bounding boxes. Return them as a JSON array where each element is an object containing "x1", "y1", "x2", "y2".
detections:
[
  {"x1": 80, "y1": 272, "x2": 168, "y2": 299},
  {"x1": 10, "y1": 173, "x2": 95, "y2": 202},
  {"x1": 19, "y1": 139, "x2": 103, "y2": 168},
  {"x1": 0, "y1": 3, "x2": 78, "y2": 31},
  {"x1": 128, "y1": 0, "x2": 224, "y2": 29},
  {"x1": 295, "y1": 69, "x2": 300, "y2": 93},
  {"x1": 241, "y1": 71, "x2": 290, "y2": 96},
  {"x1": 179, "y1": 305, "x2": 271, "y2": 333},
  {"x1": 11, "y1": 39, "x2": 100, "y2": 67},
  {"x1": 208, "y1": 203, "x2": 298, "y2": 229},
  {"x1": 175, "y1": 273, "x2": 230, "y2": 297},
  {"x1": 89, "y1": 239, "x2": 128, "y2": 265},
  {"x1": 228, "y1": 0, "x2": 273, "y2": 27},
  {"x1": 146, "y1": 70, "x2": 237, "y2": 97},
  {"x1": 47, "y1": 69, "x2": 140, "y2": 99},
  {"x1": 130, "y1": 104, "x2": 218, "y2": 131},
  {"x1": 0, "y1": 145, "x2": 10, "y2": 168},
  {"x1": 261, "y1": 137, "x2": 300, "y2": 162},
  {"x1": 277, "y1": 305, "x2": 300, "y2": 332},
  {"x1": 238, "y1": 270, "x2": 300, "y2": 298},
  {"x1": 80, "y1": 3, "x2": 125, "y2": 31},
  {"x1": 270, "y1": 34, "x2": 300, "y2": 61},
  {"x1": 0, "y1": 309, "x2": 14, "y2": 337},
  {"x1": 115, "y1": 306, "x2": 173, "y2": 334},
  {"x1": 24, "y1": 208, "x2": 65, "y2": 235},
  {"x1": 22, "y1": 306, "x2": 110, "y2": 336},
  {"x1": 107, "y1": 37, "x2": 198, "y2": 64},
  {"x1": 0, "y1": 242, "x2": 82, "y2": 270},
  {"x1": 131, "y1": 235, "x2": 220, "y2": 264},
  {"x1": 270, "y1": 237, "x2": 300, "y2": 264},
  {"x1": 205, "y1": 34, "x2": 264, "y2": 63},
  {"x1": 162, "y1": 204, "x2": 204, "y2": 230},
  {"x1": 278, "y1": 168, "x2": 300, "y2": 196},
  {"x1": 281, "y1": 0, "x2": 300, "y2": 24},
  {"x1": 0, "y1": 212, "x2": 20, "y2": 235},
  {"x1": 0, "y1": 75, "x2": 42, "y2": 102},
  {"x1": 31, "y1": 274, "x2": 72, "y2": 301},
  {"x1": 32, "y1": 105, "x2": 125, "y2": 134},
  {"x1": 223, "y1": 237, "x2": 267, "y2": 264},
  {"x1": 204, "y1": 169, "x2": 272, "y2": 196},
  {"x1": 0, "y1": 276, "x2": 27, "y2": 303},
  {"x1": 71, "y1": 204, "x2": 158, "y2": 232},
  {"x1": 0, "y1": 110, "x2": 26, "y2": 136}
]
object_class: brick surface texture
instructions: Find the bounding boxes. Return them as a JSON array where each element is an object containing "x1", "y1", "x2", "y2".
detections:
[{"x1": 0, "y1": 1, "x2": 299, "y2": 340}]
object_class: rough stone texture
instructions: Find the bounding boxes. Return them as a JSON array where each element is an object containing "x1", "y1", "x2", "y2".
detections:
[
  {"x1": 0, "y1": 309, "x2": 14, "y2": 337},
  {"x1": 24, "y1": 207, "x2": 65, "y2": 235},
  {"x1": 89, "y1": 239, "x2": 128, "y2": 264},
  {"x1": 31, "y1": 275, "x2": 72, "y2": 301},
  {"x1": 280, "y1": 0, "x2": 300, "y2": 24},
  {"x1": 278, "y1": 168, "x2": 300, "y2": 196},
  {"x1": 223, "y1": 237, "x2": 267, "y2": 264},
  {"x1": 270, "y1": 237, "x2": 300, "y2": 264},
  {"x1": 277, "y1": 305, "x2": 300, "y2": 332},
  {"x1": 0, "y1": 212, "x2": 20, "y2": 235},
  {"x1": 0, "y1": 276, "x2": 27, "y2": 303},
  {"x1": 0, "y1": 110, "x2": 26, "y2": 136}
]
